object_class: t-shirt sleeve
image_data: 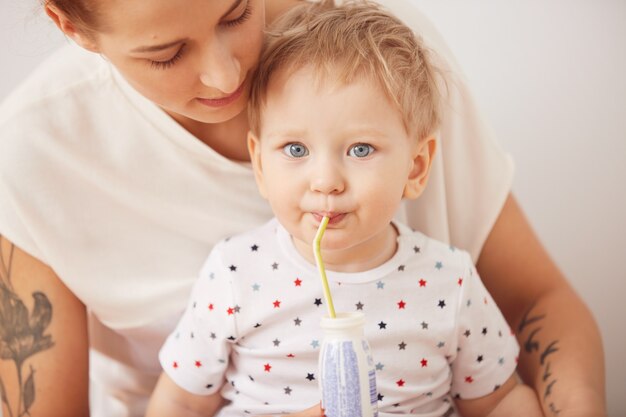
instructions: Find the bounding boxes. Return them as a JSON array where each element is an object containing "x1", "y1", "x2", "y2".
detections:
[
  {"x1": 450, "y1": 254, "x2": 519, "y2": 399},
  {"x1": 159, "y1": 244, "x2": 238, "y2": 395},
  {"x1": 0, "y1": 120, "x2": 46, "y2": 262}
]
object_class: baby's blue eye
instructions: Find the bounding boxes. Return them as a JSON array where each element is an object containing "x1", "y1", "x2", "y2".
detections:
[
  {"x1": 283, "y1": 143, "x2": 309, "y2": 158},
  {"x1": 348, "y1": 143, "x2": 374, "y2": 158}
]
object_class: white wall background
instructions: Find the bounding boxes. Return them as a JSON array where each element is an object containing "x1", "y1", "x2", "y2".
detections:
[{"x1": 1, "y1": 0, "x2": 624, "y2": 415}]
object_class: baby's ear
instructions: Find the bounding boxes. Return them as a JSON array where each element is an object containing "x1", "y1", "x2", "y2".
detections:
[
  {"x1": 247, "y1": 131, "x2": 268, "y2": 199},
  {"x1": 403, "y1": 136, "x2": 437, "y2": 199}
]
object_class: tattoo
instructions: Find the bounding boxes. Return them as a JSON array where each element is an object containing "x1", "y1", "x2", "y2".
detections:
[
  {"x1": 540, "y1": 341, "x2": 560, "y2": 365},
  {"x1": 524, "y1": 327, "x2": 542, "y2": 353},
  {"x1": 518, "y1": 303, "x2": 562, "y2": 416},
  {"x1": 549, "y1": 402, "x2": 561, "y2": 415},
  {"x1": 0, "y1": 236, "x2": 55, "y2": 417},
  {"x1": 518, "y1": 306, "x2": 547, "y2": 333},
  {"x1": 544, "y1": 379, "x2": 557, "y2": 400},
  {"x1": 543, "y1": 362, "x2": 553, "y2": 381}
]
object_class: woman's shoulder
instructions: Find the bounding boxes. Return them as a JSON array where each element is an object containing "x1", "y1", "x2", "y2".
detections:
[
  {"x1": 0, "y1": 44, "x2": 114, "y2": 125},
  {"x1": 0, "y1": 44, "x2": 130, "y2": 178}
]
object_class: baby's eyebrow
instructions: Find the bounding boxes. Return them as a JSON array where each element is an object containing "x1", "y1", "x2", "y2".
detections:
[{"x1": 262, "y1": 129, "x2": 308, "y2": 140}]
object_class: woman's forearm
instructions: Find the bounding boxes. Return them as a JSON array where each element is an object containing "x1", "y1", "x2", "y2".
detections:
[
  {"x1": 476, "y1": 195, "x2": 606, "y2": 417},
  {"x1": 514, "y1": 287, "x2": 605, "y2": 417}
]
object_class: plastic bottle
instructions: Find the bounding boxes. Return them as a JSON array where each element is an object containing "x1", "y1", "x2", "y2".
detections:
[{"x1": 319, "y1": 312, "x2": 378, "y2": 417}]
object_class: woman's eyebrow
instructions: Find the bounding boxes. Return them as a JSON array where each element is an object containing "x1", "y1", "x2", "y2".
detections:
[
  {"x1": 222, "y1": 0, "x2": 245, "y2": 18},
  {"x1": 131, "y1": 39, "x2": 187, "y2": 54},
  {"x1": 129, "y1": 0, "x2": 244, "y2": 54}
]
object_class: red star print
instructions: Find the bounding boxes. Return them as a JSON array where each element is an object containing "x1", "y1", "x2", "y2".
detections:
[
  {"x1": 397, "y1": 300, "x2": 406, "y2": 309},
  {"x1": 172, "y1": 361, "x2": 178, "y2": 369},
  {"x1": 420, "y1": 358, "x2": 428, "y2": 367},
  {"x1": 419, "y1": 279, "x2": 427, "y2": 287},
  {"x1": 208, "y1": 303, "x2": 214, "y2": 311},
  {"x1": 294, "y1": 278, "x2": 302, "y2": 286},
  {"x1": 465, "y1": 376, "x2": 474, "y2": 383},
  {"x1": 273, "y1": 300, "x2": 281, "y2": 308},
  {"x1": 227, "y1": 307, "x2": 234, "y2": 315},
  {"x1": 286, "y1": 354, "x2": 295, "y2": 358},
  {"x1": 264, "y1": 363, "x2": 272, "y2": 372},
  {"x1": 195, "y1": 360, "x2": 202, "y2": 368},
  {"x1": 458, "y1": 278, "x2": 463, "y2": 286},
  {"x1": 396, "y1": 379, "x2": 405, "y2": 387}
]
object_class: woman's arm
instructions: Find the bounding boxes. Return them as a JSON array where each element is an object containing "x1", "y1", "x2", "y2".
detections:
[
  {"x1": 476, "y1": 194, "x2": 606, "y2": 417},
  {"x1": 145, "y1": 372, "x2": 224, "y2": 417},
  {"x1": 0, "y1": 236, "x2": 89, "y2": 417}
]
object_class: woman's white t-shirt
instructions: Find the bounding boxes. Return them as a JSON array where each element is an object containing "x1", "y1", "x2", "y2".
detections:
[{"x1": 0, "y1": 2, "x2": 513, "y2": 416}]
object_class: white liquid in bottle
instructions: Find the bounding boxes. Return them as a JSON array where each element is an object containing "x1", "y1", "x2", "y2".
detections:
[{"x1": 319, "y1": 312, "x2": 378, "y2": 417}]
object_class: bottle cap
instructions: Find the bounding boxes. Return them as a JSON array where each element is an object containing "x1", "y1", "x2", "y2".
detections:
[{"x1": 320, "y1": 312, "x2": 365, "y2": 330}]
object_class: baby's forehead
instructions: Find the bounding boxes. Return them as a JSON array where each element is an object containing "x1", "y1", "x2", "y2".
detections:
[{"x1": 269, "y1": 63, "x2": 386, "y2": 97}]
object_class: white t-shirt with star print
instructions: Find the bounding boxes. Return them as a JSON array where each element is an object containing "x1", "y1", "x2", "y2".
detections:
[{"x1": 159, "y1": 219, "x2": 519, "y2": 417}]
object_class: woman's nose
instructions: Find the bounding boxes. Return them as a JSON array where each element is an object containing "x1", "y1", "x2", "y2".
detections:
[{"x1": 199, "y1": 39, "x2": 241, "y2": 93}]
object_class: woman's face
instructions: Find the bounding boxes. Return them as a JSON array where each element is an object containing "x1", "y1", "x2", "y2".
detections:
[{"x1": 93, "y1": 0, "x2": 265, "y2": 126}]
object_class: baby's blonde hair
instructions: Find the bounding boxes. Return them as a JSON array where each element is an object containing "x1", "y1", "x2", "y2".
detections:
[{"x1": 248, "y1": 0, "x2": 443, "y2": 140}]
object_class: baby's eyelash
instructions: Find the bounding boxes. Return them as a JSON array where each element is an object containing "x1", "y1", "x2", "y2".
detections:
[{"x1": 150, "y1": 45, "x2": 186, "y2": 70}]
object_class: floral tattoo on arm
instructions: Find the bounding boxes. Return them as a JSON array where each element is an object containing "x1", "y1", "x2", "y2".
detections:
[{"x1": 0, "y1": 236, "x2": 55, "y2": 417}]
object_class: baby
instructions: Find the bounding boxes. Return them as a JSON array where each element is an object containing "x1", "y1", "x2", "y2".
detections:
[{"x1": 147, "y1": 1, "x2": 543, "y2": 416}]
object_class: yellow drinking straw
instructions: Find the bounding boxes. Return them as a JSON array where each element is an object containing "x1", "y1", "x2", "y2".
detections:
[{"x1": 313, "y1": 216, "x2": 336, "y2": 319}]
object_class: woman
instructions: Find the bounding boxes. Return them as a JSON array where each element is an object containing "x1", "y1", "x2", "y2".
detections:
[{"x1": 0, "y1": 0, "x2": 605, "y2": 416}]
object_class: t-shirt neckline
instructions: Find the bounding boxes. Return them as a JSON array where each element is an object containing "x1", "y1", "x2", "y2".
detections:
[{"x1": 274, "y1": 218, "x2": 415, "y2": 284}]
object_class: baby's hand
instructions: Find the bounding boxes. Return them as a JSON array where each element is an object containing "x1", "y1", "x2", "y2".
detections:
[
  {"x1": 487, "y1": 384, "x2": 543, "y2": 417},
  {"x1": 258, "y1": 403, "x2": 324, "y2": 417}
]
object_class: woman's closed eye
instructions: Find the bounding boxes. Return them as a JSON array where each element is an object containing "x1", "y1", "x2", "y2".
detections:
[
  {"x1": 149, "y1": 45, "x2": 186, "y2": 70},
  {"x1": 222, "y1": 0, "x2": 253, "y2": 27}
]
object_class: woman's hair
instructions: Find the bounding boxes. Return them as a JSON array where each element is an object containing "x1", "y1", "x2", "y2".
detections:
[
  {"x1": 44, "y1": 0, "x2": 103, "y2": 37},
  {"x1": 248, "y1": 0, "x2": 443, "y2": 140}
]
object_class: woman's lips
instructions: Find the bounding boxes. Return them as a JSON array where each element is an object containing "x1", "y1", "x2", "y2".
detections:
[
  {"x1": 197, "y1": 82, "x2": 245, "y2": 108},
  {"x1": 312, "y1": 212, "x2": 346, "y2": 225}
]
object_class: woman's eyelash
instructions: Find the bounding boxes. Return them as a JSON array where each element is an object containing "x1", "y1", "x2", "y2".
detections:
[
  {"x1": 223, "y1": 3, "x2": 252, "y2": 27},
  {"x1": 150, "y1": 45, "x2": 186, "y2": 70},
  {"x1": 147, "y1": 2, "x2": 251, "y2": 70}
]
